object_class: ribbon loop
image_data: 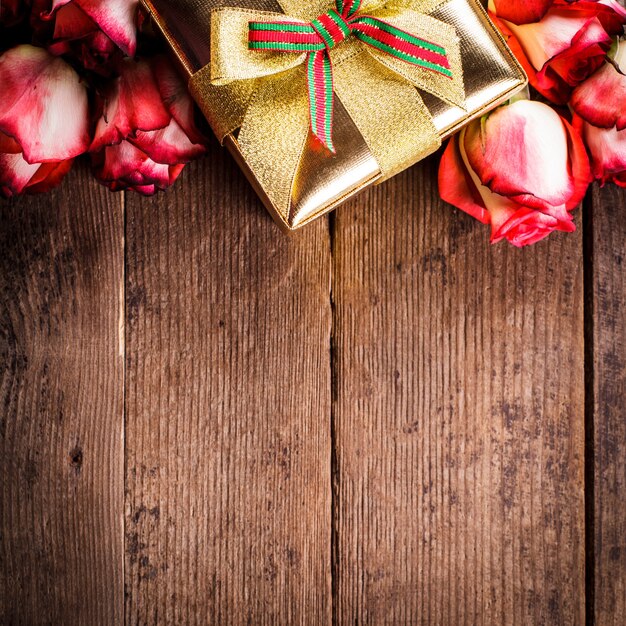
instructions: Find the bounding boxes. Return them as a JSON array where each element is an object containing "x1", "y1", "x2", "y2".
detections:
[
  {"x1": 197, "y1": 0, "x2": 466, "y2": 219},
  {"x1": 246, "y1": 0, "x2": 458, "y2": 152}
]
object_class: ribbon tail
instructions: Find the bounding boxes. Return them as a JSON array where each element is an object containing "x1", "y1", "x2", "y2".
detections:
[
  {"x1": 237, "y1": 66, "x2": 311, "y2": 221},
  {"x1": 308, "y1": 50, "x2": 336, "y2": 153},
  {"x1": 356, "y1": 8, "x2": 465, "y2": 108},
  {"x1": 334, "y1": 49, "x2": 441, "y2": 179}
]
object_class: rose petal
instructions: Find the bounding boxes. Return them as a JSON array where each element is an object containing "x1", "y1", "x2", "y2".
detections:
[
  {"x1": 26, "y1": 159, "x2": 74, "y2": 193},
  {"x1": 0, "y1": 130, "x2": 22, "y2": 154},
  {"x1": 90, "y1": 58, "x2": 171, "y2": 150},
  {"x1": 438, "y1": 133, "x2": 489, "y2": 224},
  {"x1": 492, "y1": 207, "x2": 575, "y2": 247},
  {"x1": 92, "y1": 140, "x2": 187, "y2": 194},
  {"x1": 464, "y1": 100, "x2": 589, "y2": 213},
  {"x1": 76, "y1": 0, "x2": 137, "y2": 56},
  {"x1": 132, "y1": 119, "x2": 205, "y2": 166},
  {"x1": 47, "y1": 0, "x2": 137, "y2": 55},
  {"x1": 576, "y1": 117, "x2": 626, "y2": 185},
  {"x1": 492, "y1": 0, "x2": 554, "y2": 25},
  {"x1": 0, "y1": 152, "x2": 41, "y2": 196},
  {"x1": 0, "y1": 45, "x2": 90, "y2": 163},
  {"x1": 570, "y1": 41, "x2": 626, "y2": 130},
  {"x1": 153, "y1": 56, "x2": 206, "y2": 145},
  {"x1": 51, "y1": 2, "x2": 97, "y2": 39}
]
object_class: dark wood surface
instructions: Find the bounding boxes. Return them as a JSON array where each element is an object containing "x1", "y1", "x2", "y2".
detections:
[
  {"x1": 0, "y1": 146, "x2": 624, "y2": 624},
  {"x1": 0, "y1": 173, "x2": 125, "y2": 624},
  {"x1": 589, "y1": 184, "x2": 626, "y2": 626},
  {"x1": 332, "y1": 159, "x2": 585, "y2": 624}
]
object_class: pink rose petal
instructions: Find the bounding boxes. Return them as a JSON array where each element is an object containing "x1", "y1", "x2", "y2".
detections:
[
  {"x1": 90, "y1": 58, "x2": 171, "y2": 151},
  {"x1": 464, "y1": 100, "x2": 590, "y2": 213},
  {"x1": 570, "y1": 40, "x2": 626, "y2": 130},
  {"x1": 0, "y1": 45, "x2": 90, "y2": 163},
  {"x1": 47, "y1": 0, "x2": 137, "y2": 55}
]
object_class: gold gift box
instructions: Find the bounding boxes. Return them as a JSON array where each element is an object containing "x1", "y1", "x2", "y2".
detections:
[{"x1": 141, "y1": 0, "x2": 526, "y2": 231}]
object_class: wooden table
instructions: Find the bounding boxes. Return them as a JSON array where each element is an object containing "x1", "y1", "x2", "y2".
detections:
[{"x1": 0, "y1": 143, "x2": 624, "y2": 625}]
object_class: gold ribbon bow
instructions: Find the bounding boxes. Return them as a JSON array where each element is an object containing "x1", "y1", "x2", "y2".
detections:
[{"x1": 189, "y1": 0, "x2": 465, "y2": 220}]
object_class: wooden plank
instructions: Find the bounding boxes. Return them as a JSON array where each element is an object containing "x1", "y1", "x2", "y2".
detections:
[
  {"x1": 590, "y1": 184, "x2": 626, "y2": 626},
  {"x1": 124, "y1": 149, "x2": 332, "y2": 624},
  {"x1": 0, "y1": 167, "x2": 125, "y2": 624},
  {"x1": 331, "y1": 156, "x2": 586, "y2": 624}
]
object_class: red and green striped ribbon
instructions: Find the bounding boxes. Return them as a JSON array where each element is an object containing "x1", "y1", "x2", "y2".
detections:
[{"x1": 248, "y1": 0, "x2": 452, "y2": 152}]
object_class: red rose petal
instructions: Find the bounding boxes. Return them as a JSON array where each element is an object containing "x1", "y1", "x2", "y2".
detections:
[
  {"x1": 570, "y1": 42, "x2": 626, "y2": 130},
  {"x1": 0, "y1": 151, "x2": 40, "y2": 196},
  {"x1": 27, "y1": 159, "x2": 74, "y2": 193},
  {"x1": 132, "y1": 119, "x2": 205, "y2": 166},
  {"x1": 492, "y1": 0, "x2": 555, "y2": 25},
  {"x1": 90, "y1": 58, "x2": 171, "y2": 151},
  {"x1": 154, "y1": 56, "x2": 206, "y2": 146},
  {"x1": 492, "y1": 207, "x2": 575, "y2": 247},
  {"x1": 438, "y1": 133, "x2": 490, "y2": 224},
  {"x1": 47, "y1": 0, "x2": 138, "y2": 56},
  {"x1": 576, "y1": 117, "x2": 626, "y2": 185}
]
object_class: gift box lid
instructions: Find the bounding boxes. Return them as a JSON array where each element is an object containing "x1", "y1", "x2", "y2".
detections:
[{"x1": 142, "y1": 0, "x2": 527, "y2": 231}]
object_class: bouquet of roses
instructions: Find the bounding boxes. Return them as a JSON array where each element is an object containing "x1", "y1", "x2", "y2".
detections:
[
  {"x1": 0, "y1": 0, "x2": 206, "y2": 197},
  {"x1": 440, "y1": 0, "x2": 626, "y2": 246},
  {"x1": 0, "y1": 0, "x2": 625, "y2": 247}
]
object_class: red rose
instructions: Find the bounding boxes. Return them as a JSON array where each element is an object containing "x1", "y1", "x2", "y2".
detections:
[
  {"x1": 438, "y1": 99, "x2": 592, "y2": 247},
  {"x1": 571, "y1": 39, "x2": 626, "y2": 186},
  {"x1": 31, "y1": 0, "x2": 138, "y2": 72},
  {"x1": 489, "y1": 0, "x2": 626, "y2": 104},
  {"x1": 90, "y1": 56, "x2": 206, "y2": 195},
  {"x1": 0, "y1": 44, "x2": 90, "y2": 197}
]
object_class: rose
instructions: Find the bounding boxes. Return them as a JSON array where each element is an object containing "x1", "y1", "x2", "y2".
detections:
[
  {"x1": 489, "y1": 0, "x2": 626, "y2": 104},
  {"x1": 0, "y1": 44, "x2": 90, "y2": 197},
  {"x1": 438, "y1": 98, "x2": 592, "y2": 247},
  {"x1": 89, "y1": 56, "x2": 206, "y2": 195},
  {"x1": 30, "y1": 0, "x2": 138, "y2": 73},
  {"x1": 571, "y1": 39, "x2": 626, "y2": 187}
]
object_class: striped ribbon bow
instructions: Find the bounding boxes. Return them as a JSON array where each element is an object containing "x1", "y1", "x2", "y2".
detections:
[{"x1": 248, "y1": 0, "x2": 454, "y2": 152}]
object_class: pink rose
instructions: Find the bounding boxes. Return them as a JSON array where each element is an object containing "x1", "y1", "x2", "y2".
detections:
[
  {"x1": 571, "y1": 39, "x2": 626, "y2": 187},
  {"x1": 438, "y1": 99, "x2": 592, "y2": 247},
  {"x1": 0, "y1": 44, "x2": 90, "y2": 197},
  {"x1": 489, "y1": 0, "x2": 626, "y2": 104},
  {"x1": 31, "y1": 0, "x2": 138, "y2": 72},
  {"x1": 89, "y1": 56, "x2": 206, "y2": 195}
]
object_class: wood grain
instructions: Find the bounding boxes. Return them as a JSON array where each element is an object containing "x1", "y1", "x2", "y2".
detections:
[
  {"x1": 589, "y1": 185, "x2": 626, "y2": 626},
  {"x1": 124, "y1": 148, "x2": 332, "y2": 625},
  {"x1": 331, "y1": 156, "x2": 586, "y2": 624},
  {"x1": 0, "y1": 166, "x2": 125, "y2": 625}
]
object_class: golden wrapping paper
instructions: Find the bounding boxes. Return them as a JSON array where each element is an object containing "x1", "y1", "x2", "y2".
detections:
[{"x1": 142, "y1": 0, "x2": 526, "y2": 230}]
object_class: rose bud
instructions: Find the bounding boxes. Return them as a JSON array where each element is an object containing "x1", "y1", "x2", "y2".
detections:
[
  {"x1": 30, "y1": 0, "x2": 138, "y2": 73},
  {"x1": 0, "y1": 44, "x2": 90, "y2": 198},
  {"x1": 89, "y1": 56, "x2": 206, "y2": 195},
  {"x1": 571, "y1": 39, "x2": 626, "y2": 187},
  {"x1": 489, "y1": 0, "x2": 626, "y2": 104},
  {"x1": 438, "y1": 98, "x2": 592, "y2": 247}
]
